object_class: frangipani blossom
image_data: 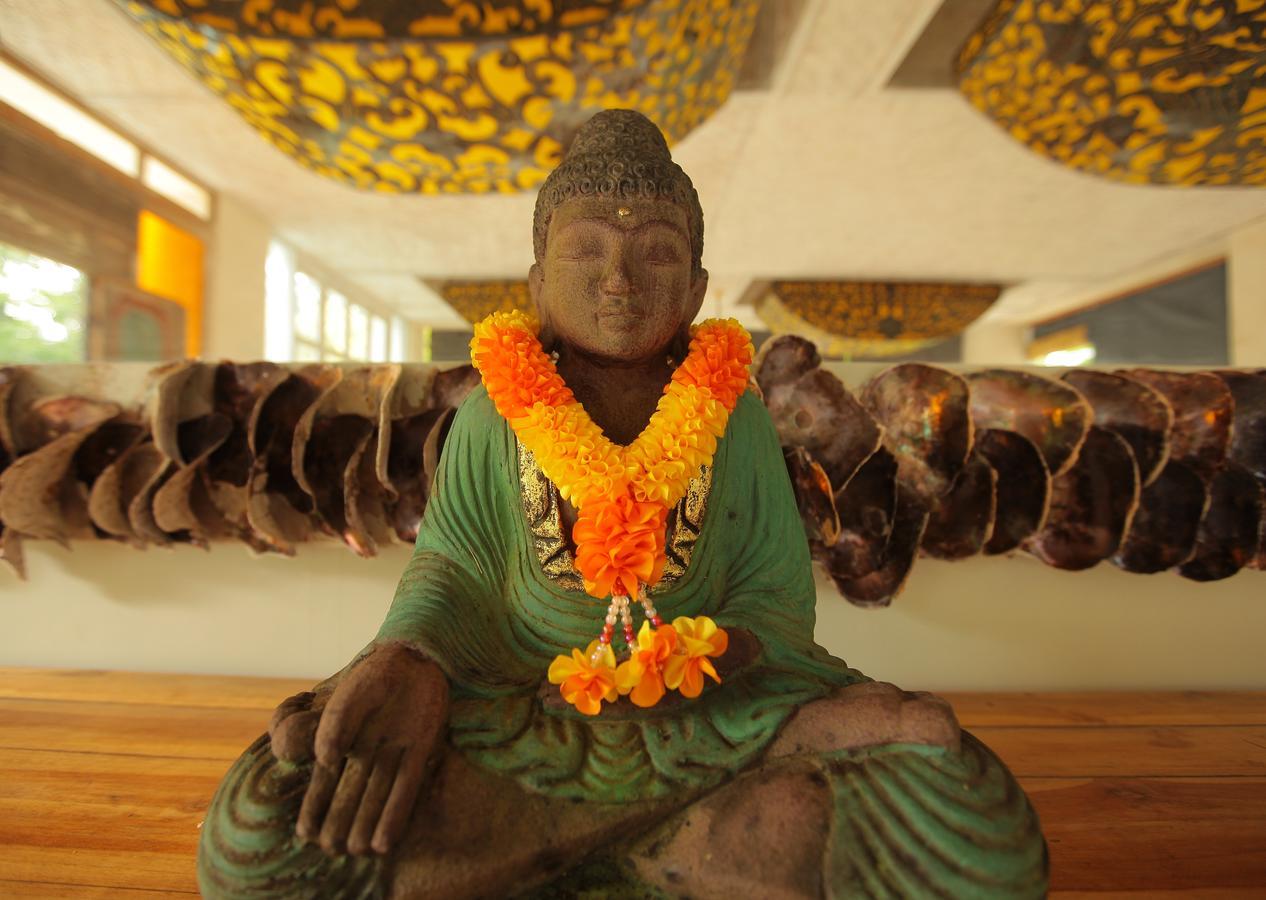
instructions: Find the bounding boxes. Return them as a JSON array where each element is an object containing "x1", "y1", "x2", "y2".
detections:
[
  {"x1": 473, "y1": 313, "x2": 745, "y2": 711},
  {"x1": 664, "y1": 616, "x2": 729, "y2": 698},
  {"x1": 616, "y1": 622, "x2": 679, "y2": 707},
  {"x1": 548, "y1": 640, "x2": 617, "y2": 716}
]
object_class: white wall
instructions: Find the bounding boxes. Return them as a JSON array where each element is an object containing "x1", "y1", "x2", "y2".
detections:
[
  {"x1": 3, "y1": 539, "x2": 1263, "y2": 690},
  {"x1": 1229, "y1": 215, "x2": 1266, "y2": 366},
  {"x1": 204, "y1": 194, "x2": 271, "y2": 360},
  {"x1": 961, "y1": 320, "x2": 1029, "y2": 365}
]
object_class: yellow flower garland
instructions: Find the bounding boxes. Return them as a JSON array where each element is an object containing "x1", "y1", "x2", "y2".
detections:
[{"x1": 470, "y1": 311, "x2": 752, "y2": 714}]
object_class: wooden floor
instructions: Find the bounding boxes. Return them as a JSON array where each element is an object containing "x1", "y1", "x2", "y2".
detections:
[{"x1": 0, "y1": 669, "x2": 1263, "y2": 898}]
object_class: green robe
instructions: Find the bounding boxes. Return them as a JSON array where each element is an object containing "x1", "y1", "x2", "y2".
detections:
[
  {"x1": 377, "y1": 386, "x2": 863, "y2": 803},
  {"x1": 198, "y1": 385, "x2": 1048, "y2": 899}
]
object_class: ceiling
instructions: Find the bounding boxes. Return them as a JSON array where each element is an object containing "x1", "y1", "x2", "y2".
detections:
[{"x1": 2, "y1": 0, "x2": 1265, "y2": 329}]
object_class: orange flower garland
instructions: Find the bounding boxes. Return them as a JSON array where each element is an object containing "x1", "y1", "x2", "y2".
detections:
[{"x1": 470, "y1": 311, "x2": 751, "y2": 714}]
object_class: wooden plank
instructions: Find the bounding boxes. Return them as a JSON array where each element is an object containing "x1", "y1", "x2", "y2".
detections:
[
  {"x1": 946, "y1": 691, "x2": 1266, "y2": 727},
  {"x1": 974, "y1": 725, "x2": 1266, "y2": 777},
  {"x1": 0, "y1": 667, "x2": 314, "y2": 710},
  {"x1": 1022, "y1": 778, "x2": 1266, "y2": 894},
  {"x1": 0, "y1": 881, "x2": 195, "y2": 898},
  {"x1": 0, "y1": 849, "x2": 199, "y2": 896},
  {"x1": 3, "y1": 669, "x2": 1261, "y2": 728},
  {"x1": 7, "y1": 695, "x2": 1265, "y2": 776},
  {"x1": 1051, "y1": 891, "x2": 1265, "y2": 899},
  {"x1": 0, "y1": 698, "x2": 269, "y2": 761},
  {"x1": 0, "y1": 748, "x2": 218, "y2": 893}
]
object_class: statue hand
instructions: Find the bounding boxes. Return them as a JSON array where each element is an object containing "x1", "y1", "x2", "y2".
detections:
[{"x1": 269, "y1": 642, "x2": 449, "y2": 857}]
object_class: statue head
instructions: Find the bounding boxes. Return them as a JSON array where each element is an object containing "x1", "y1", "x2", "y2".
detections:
[{"x1": 529, "y1": 109, "x2": 708, "y2": 364}]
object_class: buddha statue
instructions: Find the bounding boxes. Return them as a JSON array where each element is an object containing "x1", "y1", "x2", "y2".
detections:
[{"x1": 199, "y1": 110, "x2": 1047, "y2": 899}]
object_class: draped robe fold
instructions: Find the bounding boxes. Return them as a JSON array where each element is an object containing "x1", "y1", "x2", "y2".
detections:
[
  {"x1": 377, "y1": 386, "x2": 862, "y2": 803},
  {"x1": 197, "y1": 385, "x2": 1048, "y2": 899}
]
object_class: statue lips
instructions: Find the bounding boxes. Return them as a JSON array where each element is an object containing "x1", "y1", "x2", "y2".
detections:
[{"x1": 597, "y1": 300, "x2": 645, "y2": 333}]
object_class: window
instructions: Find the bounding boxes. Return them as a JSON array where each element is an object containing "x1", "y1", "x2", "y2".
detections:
[
  {"x1": 0, "y1": 54, "x2": 211, "y2": 220},
  {"x1": 264, "y1": 241, "x2": 408, "y2": 363},
  {"x1": 0, "y1": 241, "x2": 88, "y2": 363}
]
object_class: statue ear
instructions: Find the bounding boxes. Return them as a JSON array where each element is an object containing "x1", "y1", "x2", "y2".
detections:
[
  {"x1": 687, "y1": 268, "x2": 709, "y2": 321},
  {"x1": 528, "y1": 263, "x2": 560, "y2": 350},
  {"x1": 528, "y1": 263, "x2": 543, "y2": 309}
]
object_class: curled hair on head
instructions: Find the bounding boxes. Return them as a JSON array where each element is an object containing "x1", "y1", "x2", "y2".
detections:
[{"x1": 533, "y1": 109, "x2": 705, "y2": 273}]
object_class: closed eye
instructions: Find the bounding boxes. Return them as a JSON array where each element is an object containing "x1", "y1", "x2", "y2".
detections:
[
  {"x1": 645, "y1": 243, "x2": 684, "y2": 264},
  {"x1": 558, "y1": 240, "x2": 603, "y2": 260}
]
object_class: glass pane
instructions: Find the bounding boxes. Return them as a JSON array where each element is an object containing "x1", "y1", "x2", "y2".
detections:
[
  {"x1": 348, "y1": 303, "x2": 369, "y2": 359},
  {"x1": 390, "y1": 316, "x2": 407, "y2": 362},
  {"x1": 0, "y1": 241, "x2": 87, "y2": 363},
  {"x1": 293, "y1": 340, "x2": 321, "y2": 362},
  {"x1": 264, "y1": 243, "x2": 294, "y2": 361},
  {"x1": 369, "y1": 315, "x2": 388, "y2": 362},
  {"x1": 294, "y1": 272, "x2": 321, "y2": 342},
  {"x1": 0, "y1": 58, "x2": 140, "y2": 176},
  {"x1": 325, "y1": 289, "x2": 347, "y2": 354}
]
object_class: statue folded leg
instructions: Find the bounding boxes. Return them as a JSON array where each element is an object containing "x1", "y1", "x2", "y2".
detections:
[
  {"x1": 200, "y1": 683, "x2": 1046, "y2": 899},
  {"x1": 198, "y1": 733, "x2": 682, "y2": 900}
]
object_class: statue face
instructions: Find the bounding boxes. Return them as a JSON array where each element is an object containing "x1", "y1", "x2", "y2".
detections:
[{"x1": 531, "y1": 196, "x2": 707, "y2": 363}]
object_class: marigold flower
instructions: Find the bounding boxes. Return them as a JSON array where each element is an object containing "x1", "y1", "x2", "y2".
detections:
[
  {"x1": 663, "y1": 616, "x2": 729, "y2": 698},
  {"x1": 547, "y1": 640, "x2": 618, "y2": 716},
  {"x1": 615, "y1": 621, "x2": 679, "y2": 707},
  {"x1": 472, "y1": 313, "x2": 751, "y2": 599},
  {"x1": 574, "y1": 496, "x2": 667, "y2": 598}
]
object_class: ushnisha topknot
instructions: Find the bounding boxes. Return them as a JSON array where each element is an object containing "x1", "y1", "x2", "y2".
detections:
[{"x1": 533, "y1": 109, "x2": 705, "y2": 273}]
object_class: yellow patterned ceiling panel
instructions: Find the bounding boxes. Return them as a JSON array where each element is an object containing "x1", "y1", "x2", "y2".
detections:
[
  {"x1": 118, "y1": 0, "x2": 759, "y2": 193},
  {"x1": 756, "y1": 281, "x2": 1001, "y2": 359},
  {"x1": 958, "y1": 0, "x2": 1266, "y2": 186},
  {"x1": 433, "y1": 279, "x2": 533, "y2": 323}
]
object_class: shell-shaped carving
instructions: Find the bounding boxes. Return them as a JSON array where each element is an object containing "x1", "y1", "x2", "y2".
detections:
[
  {"x1": 0, "y1": 366, "x2": 26, "y2": 462},
  {"x1": 754, "y1": 334, "x2": 821, "y2": 405},
  {"x1": 817, "y1": 447, "x2": 898, "y2": 582},
  {"x1": 862, "y1": 364, "x2": 971, "y2": 501},
  {"x1": 967, "y1": 369, "x2": 1090, "y2": 478},
  {"x1": 1025, "y1": 427, "x2": 1140, "y2": 571},
  {"x1": 246, "y1": 366, "x2": 342, "y2": 554},
  {"x1": 920, "y1": 454, "x2": 996, "y2": 560},
  {"x1": 1178, "y1": 462, "x2": 1263, "y2": 582},
  {"x1": 1062, "y1": 369, "x2": 1173, "y2": 486},
  {"x1": 0, "y1": 425, "x2": 103, "y2": 545},
  {"x1": 973, "y1": 429, "x2": 1050, "y2": 556},
  {"x1": 1112, "y1": 460, "x2": 1208, "y2": 574},
  {"x1": 755, "y1": 335, "x2": 881, "y2": 491},
  {"x1": 0, "y1": 344, "x2": 1263, "y2": 608},
  {"x1": 785, "y1": 446, "x2": 840, "y2": 546},
  {"x1": 1122, "y1": 370, "x2": 1232, "y2": 481},
  {"x1": 1217, "y1": 370, "x2": 1266, "y2": 481},
  {"x1": 0, "y1": 360, "x2": 479, "y2": 572},
  {"x1": 824, "y1": 488, "x2": 929, "y2": 608}
]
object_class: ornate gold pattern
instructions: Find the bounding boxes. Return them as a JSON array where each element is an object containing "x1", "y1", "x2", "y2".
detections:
[
  {"x1": 756, "y1": 281, "x2": 1000, "y2": 359},
  {"x1": 517, "y1": 442, "x2": 711, "y2": 590},
  {"x1": 436, "y1": 280, "x2": 533, "y2": 324},
  {"x1": 134, "y1": 0, "x2": 638, "y2": 39},
  {"x1": 519, "y1": 444, "x2": 584, "y2": 590},
  {"x1": 958, "y1": 0, "x2": 1266, "y2": 186},
  {"x1": 118, "y1": 0, "x2": 760, "y2": 193}
]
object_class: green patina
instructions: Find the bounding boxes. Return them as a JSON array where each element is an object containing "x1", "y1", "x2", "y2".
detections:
[
  {"x1": 377, "y1": 386, "x2": 863, "y2": 803},
  {"x1": 198, "y1": 385, "x2": 1048, "y2": 898}
]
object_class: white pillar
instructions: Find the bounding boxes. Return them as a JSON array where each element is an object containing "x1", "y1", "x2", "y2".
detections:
[
  {"x1": 961, "y1": 319, "x2": 1029, "y2": 365},
  {"x1": 204, "y1": 195, "x2": 272, "y2": 360},
  {"x1": 1228, "y1": 215, "x2": 1266, "y2": 366}
]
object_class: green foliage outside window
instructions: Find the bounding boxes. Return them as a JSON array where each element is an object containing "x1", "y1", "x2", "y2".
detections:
[{"x1": 0, "y1": 242, "x2": 87, "y2": 364}]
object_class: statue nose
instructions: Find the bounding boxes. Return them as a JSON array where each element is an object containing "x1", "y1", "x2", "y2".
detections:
[{"x1": 600, "y1": 252, "x2": 633, "y2": 297}]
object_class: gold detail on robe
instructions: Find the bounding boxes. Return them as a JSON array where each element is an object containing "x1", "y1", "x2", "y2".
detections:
[{"x1": 517, "y1": 442, "x2": 711, "y2": 592}]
